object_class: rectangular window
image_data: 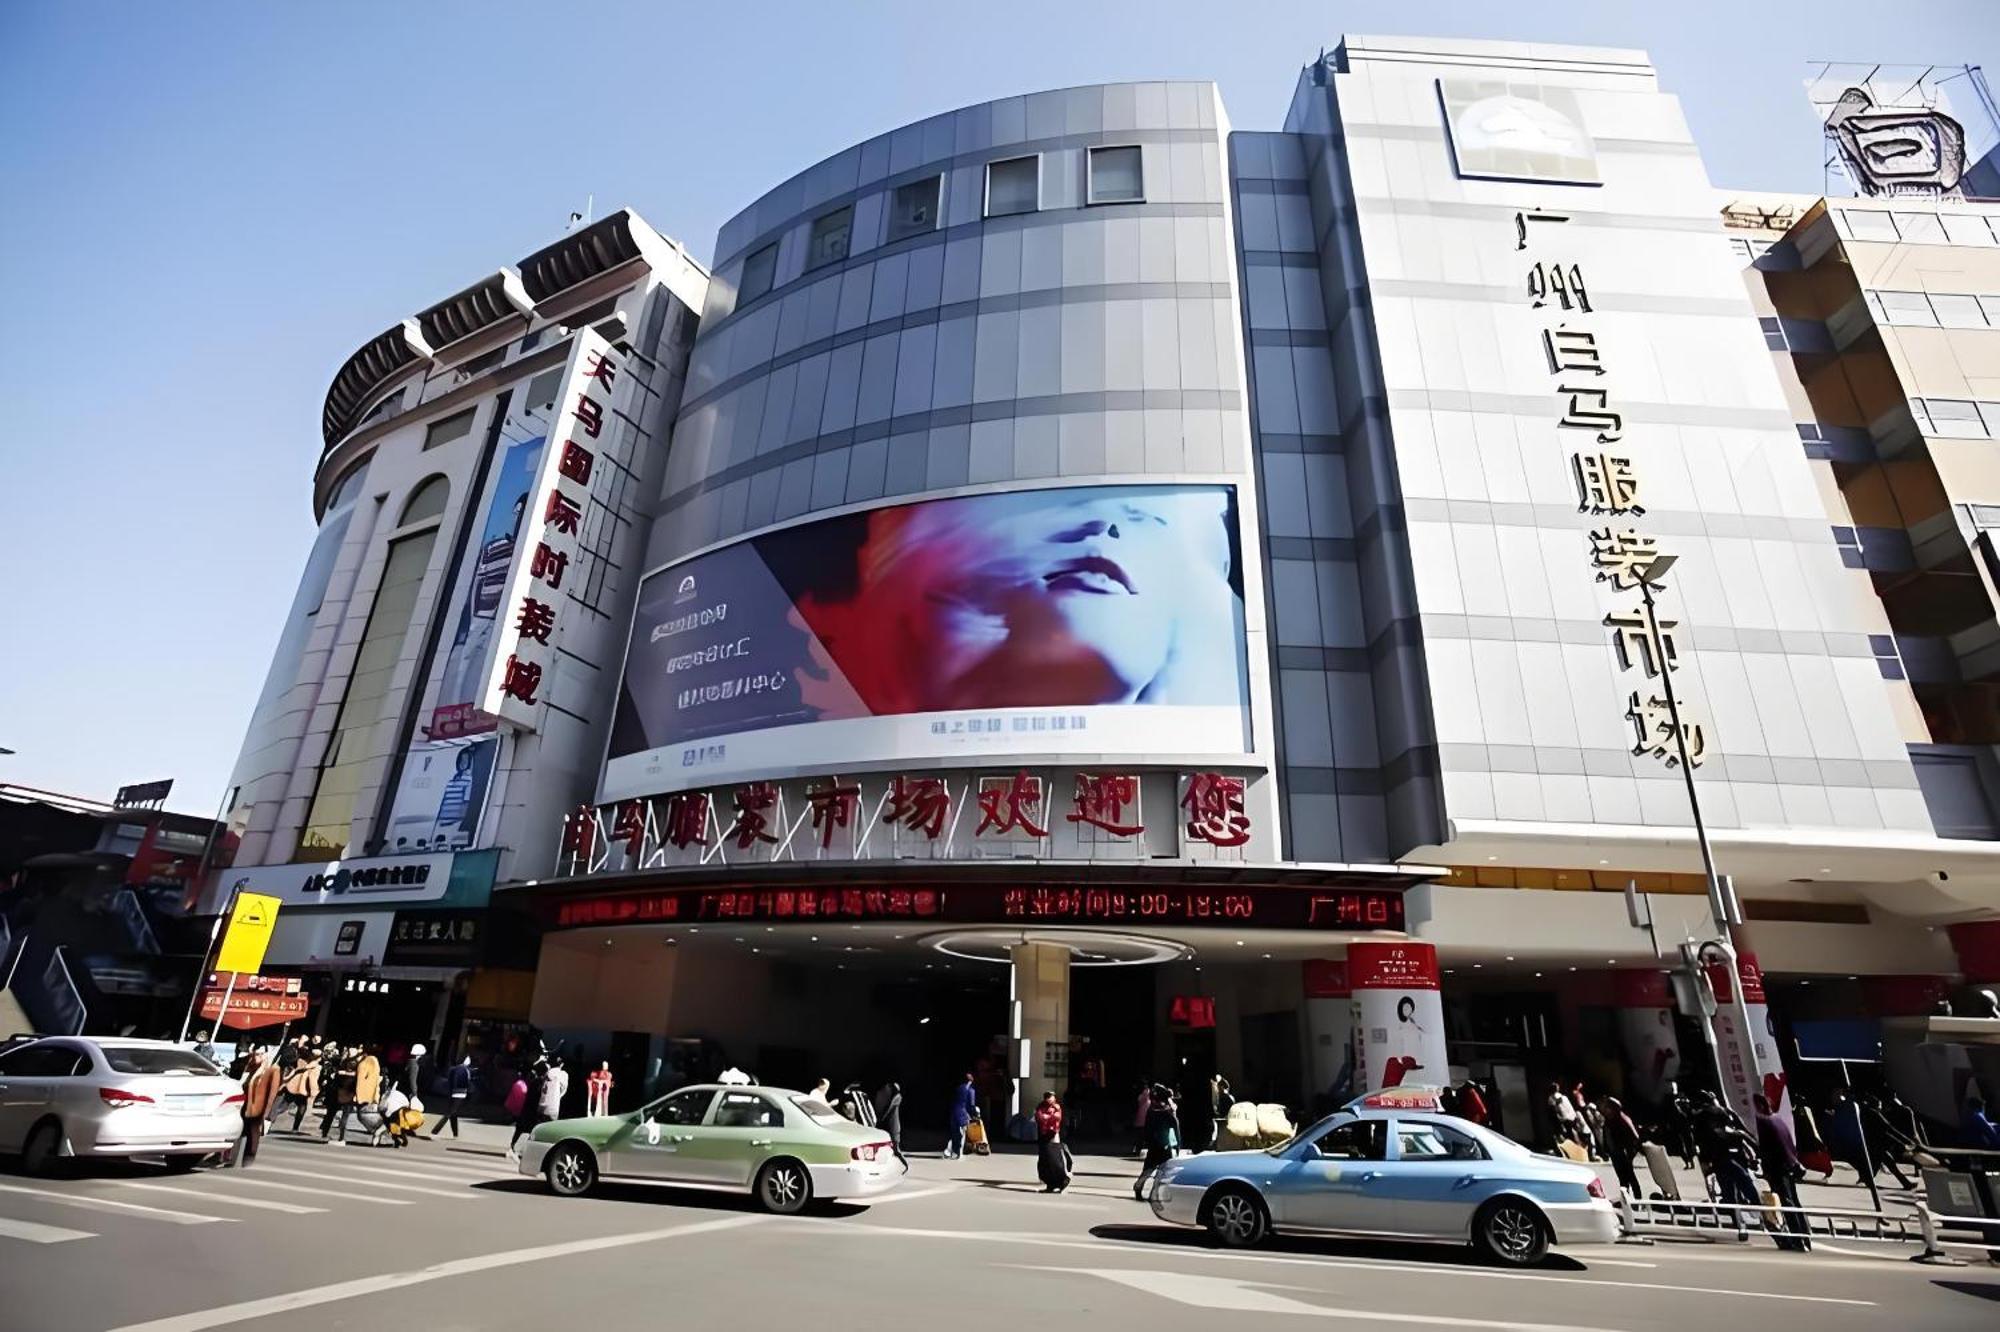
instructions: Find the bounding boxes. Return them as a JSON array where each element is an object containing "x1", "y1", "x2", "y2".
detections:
[
  {"x1": 888, "y1": 176, "x2": 943, "y2": 241},
  {"x1": 1982, "y1": 295, "x2": 2000, "y2": 327},
  {"x1": 1931, "y1": 293, "x2": 1988, "y2": 329},
  {"x1": 1842, "y1": 209, "x2": 1899, "y2": 242},
  {"x1": 1926, "y1": 398, "x2": 1987, "y2": 438},
  {"x1": 1758, "y1": 316, "x2": 1787, "y2": 351},
  {"x1": 985, "y1": 155, "x2": 1040, "y2": 217},
  {"x1": 1087, "y1": 145, "x2": 1145, "y2": 204},
  {"x1": 294, "y1": 528, "x2": 439, "y2": 862},
  {"x1": 421, "y1": 408, "x2": 476, "y2": 451},
  {"x1": 524, "y1": 367, "x2": 563, "y2": 413},
  {"x1": 739, "y1": 242, "x2": 778, "y2": 303},
  {"x1": 806, "y1": 205, "x2": 854, "y2": 271},
  {"x1": 1940, "y1": 212, "x2": 1998, "y2": 247},
  {"x1": 1877, "y1": 290, "x2": 1939, "y2": 326},
  {"x1": 1892, "y1": 211, "x2": 1947, "y2": 244}
]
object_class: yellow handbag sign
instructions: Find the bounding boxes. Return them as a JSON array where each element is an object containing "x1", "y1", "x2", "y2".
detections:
[{"x1": 216, "y1": 892, "x2": 283, "y2": 975}]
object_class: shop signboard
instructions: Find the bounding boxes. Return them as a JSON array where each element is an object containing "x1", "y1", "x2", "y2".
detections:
[
  {"x1": 216, "y1": 852, "x2": 460, "y2": 908},
  {"x1": 476, "y1": 329, "x2": 626, "y2": 732},
  {"x1": 1348, "y1": 941, "x2": 1449, "y2": 1096},
  {"x1": 547, "y1": 883, "x2": 1406, "y2": 932},
  {"x1": 383, "y1": 910, "x2": 484, "y2": 967},
  {"x1": 603, "y1": 483, "x2": 1252, "y2": 801}
]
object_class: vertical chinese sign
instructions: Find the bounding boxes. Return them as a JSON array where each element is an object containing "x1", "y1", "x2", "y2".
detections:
[
  {"x1": 1515, "y1": 209, "x2": 1709, "y2": 769},
  {"x1": 476, "y1": 329, "x2": 626, "y2": 731}
]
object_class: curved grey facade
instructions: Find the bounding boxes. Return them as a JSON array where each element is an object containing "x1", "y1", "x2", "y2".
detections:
[{"x1": 646, "y1": 82, "x2": 1254, "y2": 566}]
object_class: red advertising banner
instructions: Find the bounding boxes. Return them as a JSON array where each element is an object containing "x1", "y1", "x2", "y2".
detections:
[
  {"x1": 1347, "y1": 941, "x2": 1440, "y2": 991},
  {"x1": 199, "y1": 990, "x2": 309, "y2": 1030},
  {"x1": 1704, "y1": 952, "x2": 1766, "y2": 1005},
  {"x1": 1612, "y1": 969, "x2": 1673, "y2": 1008},
  {"x1": 1302, "y1": 958, "x2": 1350, "y2": 999}
]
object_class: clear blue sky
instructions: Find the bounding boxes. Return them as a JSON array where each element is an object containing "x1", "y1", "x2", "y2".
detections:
[{"x1": 1, "y1": 0, "x2": 1993, "y2": 816}]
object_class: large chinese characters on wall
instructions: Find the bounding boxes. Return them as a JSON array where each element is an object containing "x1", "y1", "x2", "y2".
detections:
[{"x1": 602, "y1": 483, "x2": 1253, "y2": 801}]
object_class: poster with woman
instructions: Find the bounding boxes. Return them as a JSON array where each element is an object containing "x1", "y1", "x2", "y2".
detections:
[{"x1": 1348, "y1": 942, "x2": 1448, "y2": 1095}]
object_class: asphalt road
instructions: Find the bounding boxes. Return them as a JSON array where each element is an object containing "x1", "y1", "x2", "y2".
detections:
[{"x1": 1, "y1": 1126, "x2": 1995, "y2": 1332}]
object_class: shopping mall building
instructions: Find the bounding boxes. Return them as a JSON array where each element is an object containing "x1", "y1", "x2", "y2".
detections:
[{"x1": 207, "y1": 36, "x2": 2000, "y2": 1136}]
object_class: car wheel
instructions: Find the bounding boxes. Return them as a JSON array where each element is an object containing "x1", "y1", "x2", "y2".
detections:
[
  {"x1": 755, "y1": 1158, "x2": 813, "y2": 1215},
  {"x1": 1203, "y1": 1184, "x2": 1270, "y2": 1248},
  {"x1": 21, "y1": 1121, "x2": 64, "y2": 1178},
  {"x1": 1474, "y1": 1198, "x2": 1550, "y2": 1266},
  {"x1": 544, "y1": 1143, "x2": 597, "y2": 1197}
]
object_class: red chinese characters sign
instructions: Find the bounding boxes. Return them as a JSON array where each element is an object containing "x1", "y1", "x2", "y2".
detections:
[
  {"x1": 1168, "y1": 994, "x2": 1217, "y2": 1028},
  {"x1": 478, "y1": 328, "x2": 625, "y2": 731}
]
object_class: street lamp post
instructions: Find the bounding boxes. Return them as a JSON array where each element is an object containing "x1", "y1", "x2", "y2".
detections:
[{"x1": 1634, "y1": 554, "x2": 1763, "y2": 1125}]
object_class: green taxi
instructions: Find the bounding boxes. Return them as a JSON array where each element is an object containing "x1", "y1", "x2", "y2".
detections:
[{"x1": 519, "y1": 1083, "x2": 901, "y2": 1212}]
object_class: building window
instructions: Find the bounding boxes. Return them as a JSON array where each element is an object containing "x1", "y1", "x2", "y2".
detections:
[
  {"x1": 1892, "y1": 212, "x2": 1948, "y2": 244},
  {"x1": 1758, "y1": 316, "x2": 1788, "y2": 351},
  {"x1": 1877, "y1": 290, "x2": 1940, "y2": 327},
  {"x1": 1841, "y1": 209, "x2": 1899, "y2": 242},
  {"x1": 1869, "y1": 633, "x2": 1906, "y2": 680},
  {"x1": 1930, "y1": 293, "x2": 1989, "y2": 329},
  {"x1": 739, "y1": 242, "x2": 777, "y2": 304},
  {"x1": 888, "y1": 176, "x2": 943, "y2": 241},
  {"x1": 1087, "y1": 145, "x2": 1144, "y2": 204},
  {"x1": 524, "y1": 367, "x2": 563, "y2": 412},
  {"x1": 360, "y1": 388, "x2": 406, "y2": 428},
  {"x1": 421, "y1": 408, "x2": 476, "y2": 452},
  {"x1": 806, "y1": 205, "x2": 854, "y2": 271},
  {"x1": 398, "y1": 475, "x2": 451, "y2": 526},
  {"x1": 293, "y1": 527, "x2": 440, "y2": 862},
  {"x1": 1924, "y1": 398, "x2": 1989, "y2": 439},
  {"x1": 1941, "y1": 212, "x2": 1999, "y2": 247},
  {"x1": 985, "y1": 155, "x2": 1040, "y2": 217}
]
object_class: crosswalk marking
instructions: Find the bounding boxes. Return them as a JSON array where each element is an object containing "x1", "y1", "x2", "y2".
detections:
[
  {"x1": 247, "y1": 1165, "x2": 473, "y2": 1200},
  {"x1": 100, "y1": 1181, "x2": 327, "y2": 1215},
  {"x1": 0, "y1": 1182, "x2": 226, "y2": 1226},
  {"x1": 262, "y1": 1146, "x2": 504, "y2": 1184},
  {"x1": 204, "y1": 1175, "x2": 413, "y2": 1206},
  {"x1": 0, "y1": 1215, "x2": 96, "y2": 1244}
]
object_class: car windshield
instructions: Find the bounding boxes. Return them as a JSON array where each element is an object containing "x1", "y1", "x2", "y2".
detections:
[
  {"x1": 789, "y1": 1096, "x2": 846, "y2": 1125},
  {"x1": 101, "y1": 1047, "x2": 218, "y2": 1076},
  {"x1": 1264, "y1": 1113, "x2": 1343, "y2": 1157}
]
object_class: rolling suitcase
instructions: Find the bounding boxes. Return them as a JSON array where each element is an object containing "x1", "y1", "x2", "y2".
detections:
[{"x1": 1642, "y1": 1141, "x2": 1680, "y2": 1200}]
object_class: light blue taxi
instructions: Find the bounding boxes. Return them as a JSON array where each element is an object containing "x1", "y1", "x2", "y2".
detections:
[{"x1": 1146, "y1": 1088, "x2": 1618, "y2": 1264}]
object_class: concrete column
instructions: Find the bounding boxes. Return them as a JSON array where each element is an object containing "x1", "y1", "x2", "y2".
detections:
[
  {"x1": 1302, "y1": 958, "x2": 1355, "y2": 1105},
  {"x1": 1010, "y1": 941, "x2": 1071, "y2": 1109}
]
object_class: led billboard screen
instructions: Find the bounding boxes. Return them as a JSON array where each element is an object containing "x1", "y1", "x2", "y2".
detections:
[{"x1": 604, "y1": 484, "x2": 1250, "y2": 799}]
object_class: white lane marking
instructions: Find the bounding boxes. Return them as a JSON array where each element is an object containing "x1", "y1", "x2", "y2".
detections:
[
  {"x1": 206, "y1": 1176, "x2": 413, "y2": 1206},
  {"x1": 0, "y1": 1182, "x2": 225, "y2": 1226},
  {"x1": 1025, "y1": 1266, "x2": 1609, "y2": 1331},
  {"x1": 788, "y1": 1222, "x2": 1874, "y2": 1306},
  {"x1": 0, "y1": 1215, "x2": 96, "y2": 1244},
  {"x1": 257, "y1": 1155, "x2": 488, "y2": 1187},
  {"x1": 864, "y1": 1186, "x2": 957, "y2": 1206},
  {"x1": 246, "y1": 1166, "x2": 473, "y2": 1200},
  {"x1": 101, "y1": 1181, "x2": 327, "y2": 1215},
  {"x1": 105, "y1": 1213, "x2": 764, "y2": 1332},
  {"x1": 265, "y1": 1140, "x2": 509, "y2": 1175}
]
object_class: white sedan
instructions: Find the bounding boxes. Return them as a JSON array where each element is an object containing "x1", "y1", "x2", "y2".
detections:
[{"x1": 0, "y1": 1037, "x2": 244, "y2": 1173}]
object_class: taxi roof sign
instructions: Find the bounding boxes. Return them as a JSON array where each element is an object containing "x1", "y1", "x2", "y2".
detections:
[{"x1": 1345, "y1": 1086, "x2": 1445, "y2": 1113}]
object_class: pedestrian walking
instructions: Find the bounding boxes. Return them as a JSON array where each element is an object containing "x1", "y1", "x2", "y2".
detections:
[
  {"x1": 1694, "y1": 1093, "x2": 1761, "y2": 1211},
  {"x1": 945, "y1": 1072, "x2": 976, "y2": 1159},
  {"x1": 319, "y1": 1046, "x2": 359, "y2": 1141},
  {"x1": 279, "y1": 1042, "x2": 322, "y2": 1132},
  {"x1": 1453, "y1": 1079, "x2": 1490, "y2": 1127},
  {"x1": 876, "y1": 1081, "x2": 908, "y2": 1169},
  {"x1": 1135, "y1": 1083, "x2": 1181, "y2": 1199},
  {"x1": 1132, "y1": 1082, "x2": 1154, "y2": 1157},
  {"x1": 507, "y1": 1058, "x2": 548, "y2": 1160},
  {"x1": 1753, "y1": 1092, "x2": 1811, "y2": 1250},
  {"x1": 192, "y1": 1030, "x2": 217, "y2": 1065},
  {"x1": 541, "y1": 1056, "x2": 570, "y2": 1121},
  {"x1": 1208, "y1": 1074, "x2": 1233, "y2": 1150},
  {"x1": 1599, "y1": 1096, "x2": 1644, "y2": 1200},
  {"x1": 1034, "y1": 1092, "x2": 1070, "y2": 1192},
  {"x1": 1547, "y1": 1083, "x2": 1582, "y2": 1152},
  {"x1": 587, "y1": 1061, "x2": 614, "y2": 1117},
  {"x1": 236, "y1": 1047, "x2": 283, "y2": 1167},
  {"x1": 401, "y1": 1043, "x2": 429, "y2": 1100},
  {"x1": 1861, "y1": 1092, "x2": 1919, "y2": 1188},
  {"x1": 1658, "y1": 1083, "x2": 1698, "y2": 1169},
  {"x1": 429, "y1": 1056, "x2": 474, "y2": 1138}
]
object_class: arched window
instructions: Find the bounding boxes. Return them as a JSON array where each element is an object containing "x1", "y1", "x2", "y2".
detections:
[{"x1": 399, "y1": 475, "x2": 450, "y2": 525}]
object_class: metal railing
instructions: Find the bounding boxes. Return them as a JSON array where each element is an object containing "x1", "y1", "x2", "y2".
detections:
[
  {"x1": 112, "y1": 889, "x2": 159, "y2": 955},
  {"x1": 40, "y1": 946, "x2": 86, "y2": 1036},
  {"x1": 1617, "y1": 1194, "x2": 1995, "y2": 1264}
]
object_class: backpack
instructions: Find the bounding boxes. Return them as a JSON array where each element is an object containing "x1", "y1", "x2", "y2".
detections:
[{"x1": 504, "y1": 1077, "x2": 529, "y2": 1118}]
